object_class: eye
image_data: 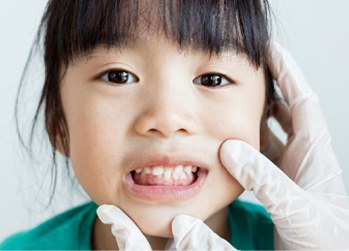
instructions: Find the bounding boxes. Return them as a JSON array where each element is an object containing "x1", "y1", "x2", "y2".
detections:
[
  {"x1": 193, "y1": 73, "x2": 233, "y2": 88},
  {"x1": 99, "y1": 69, "x2": 139, "y2": 85}
]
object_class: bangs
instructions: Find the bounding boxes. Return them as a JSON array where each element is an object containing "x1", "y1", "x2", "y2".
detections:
[{"x1": 41, "y1": 0, "x2": 271, "y2": 68}]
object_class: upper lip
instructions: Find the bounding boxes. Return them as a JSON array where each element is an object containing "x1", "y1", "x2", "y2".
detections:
[{"x1": 126, "y1": 153, "x2": 210, "y2": 174}]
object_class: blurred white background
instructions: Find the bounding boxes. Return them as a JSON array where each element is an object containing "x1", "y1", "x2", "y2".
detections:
[{"x1": 1, "y1": 0, "x2": 348, "y2": 242}]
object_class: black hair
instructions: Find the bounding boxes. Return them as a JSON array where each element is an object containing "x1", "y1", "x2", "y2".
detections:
[{"x1": 16, "y1": 0, "x2": 275, "y2": 207}]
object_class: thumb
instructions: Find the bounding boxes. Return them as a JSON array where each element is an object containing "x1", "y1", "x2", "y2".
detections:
[
  {"x1": 172, "y1": 214, "x2": 236, "y2": 250},
  {"x1": 97, "y1": 205, "x2": 152, "y2": 251},
  {"x1": 220, "y1": 140, "x2": 306, "y2": 216}
]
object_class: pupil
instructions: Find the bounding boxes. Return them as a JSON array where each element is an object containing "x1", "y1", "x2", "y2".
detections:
[
  {"x1": 202, "y1": 75, "x2": 221, "y2": 87},
  {"x1": 109, "y1": 71, "x2": 128, "y2": 83}
]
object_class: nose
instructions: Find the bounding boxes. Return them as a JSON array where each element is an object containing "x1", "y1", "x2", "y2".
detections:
[{"x1": 133, "y1": 85, "x2": 198, "y2": 138}]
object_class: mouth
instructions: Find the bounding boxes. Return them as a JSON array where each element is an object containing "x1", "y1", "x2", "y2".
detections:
[{"x1": 125, "y1": 164, "x2": 208, "y2": 201}]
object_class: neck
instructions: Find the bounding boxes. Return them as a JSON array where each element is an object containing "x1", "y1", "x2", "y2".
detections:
[{"x1": 92, "y1": 207, "x2": 230, "y2": 250}]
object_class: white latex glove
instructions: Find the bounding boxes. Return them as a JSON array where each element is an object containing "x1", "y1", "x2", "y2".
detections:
[
  {"x1": 220, "y1": 43, "x2": 349, "y2": 249},
  {"x1": 172, "y1": 214, "x2": 236, "y2": 250},
  {"x1": 97, "y1": 205, "x2": 152, "y2": 251}
]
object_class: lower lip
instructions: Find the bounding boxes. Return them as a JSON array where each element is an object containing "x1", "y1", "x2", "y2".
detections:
[{"x1": 124, "y1": 169, "x2": 207, "y2": 201}]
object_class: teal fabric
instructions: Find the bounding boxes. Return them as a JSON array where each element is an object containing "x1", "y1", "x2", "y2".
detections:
[
  {"x1": 228, "y1": 200, "x2": 274, "y2": 250},
  {"x1": 0, "y1": 200, "x2": 273, "y2": 250},
  {"x1": 0, "y1": 202, "x2": 97, "y2": 250}
]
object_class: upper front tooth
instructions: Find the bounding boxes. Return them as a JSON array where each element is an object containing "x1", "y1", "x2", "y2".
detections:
[
  {"x1": 152, "y1": 166, "x2": 164, "y2": 176},
  {"x1": 164, "y1": 169, "x2": 172, "y2": 179},
  {"x1": 135, "y1": 168, "x2": 142, "y2": 174},
  {"x1": 164, "y1": 167, "x2": 172, "y2": 178},
  {"x1": 173, "y1": 165, "x2": 184, "y2": 174}
]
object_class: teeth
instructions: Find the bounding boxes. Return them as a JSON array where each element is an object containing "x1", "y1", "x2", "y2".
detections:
[
  {"x1": 143, "y1": 167, "x2": 152, "y2": 174},
  {"x1": 184, "y1": 166, "x2": 192, "y2": 174},
  {"x1": 173, "y1": 165, "x2": 184, "y2": 175},
  {"x1": 152, "y1": 166, "x2": 164, "y2": 176},
  {"x1": 134, "y1": 165, "x2": 199, "y2": 180},
  {"x1": 164, "y1": 168, "x2": 172, "y2": 180},
  {"x1": 178, "y1": 171, "x2": 187, "y2": 180}
]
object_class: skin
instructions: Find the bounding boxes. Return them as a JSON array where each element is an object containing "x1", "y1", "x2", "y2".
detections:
[{"x1": 58, "y1": 33, "x2": 266, "y2": 249}]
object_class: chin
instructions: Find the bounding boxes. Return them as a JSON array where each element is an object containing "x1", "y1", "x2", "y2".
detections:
[
  {"x1": 127, "y1": 206, "x2": 183, "y2": 238},
  {"x1": 140, "y1": 219, "x2": 173, "y2": 238},
  {"x1": 123, "y1": 202, "x2": 221, "y2": 238}
]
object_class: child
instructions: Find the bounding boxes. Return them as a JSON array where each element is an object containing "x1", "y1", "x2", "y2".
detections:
[{"x1": 1, "y1": 0, "x2": 348, "y2": 250}]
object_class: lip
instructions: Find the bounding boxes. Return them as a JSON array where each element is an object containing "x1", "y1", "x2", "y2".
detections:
[{"x1": 123, "y1": 153, "x2": 210, "y2": 201}]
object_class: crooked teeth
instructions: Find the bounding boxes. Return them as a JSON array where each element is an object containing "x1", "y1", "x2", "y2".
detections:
[{"x1": 133, "y1": 165, "x2": 198, "y2": 180}]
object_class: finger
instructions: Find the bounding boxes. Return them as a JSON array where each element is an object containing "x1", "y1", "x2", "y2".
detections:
[
  {"x1": 172, "y1": 215, "x2": 236, "y2": 250},
  {"x1": 220, "y1": 140, "x2": 349, "y2": 249},
  {"x1": 267, "y1": 42, "x2": 315, "y2": 109},
  {"x1": 220, "y1": 140, "x2": 307, "y2": 215},
  {"x1": 97, "y1": 205, "x2": 152, "y2": 251}
]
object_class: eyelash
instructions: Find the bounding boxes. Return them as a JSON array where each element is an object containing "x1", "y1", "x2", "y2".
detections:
[{"x1": 98, "y1": 69, "x2": 235, "y2": 88}]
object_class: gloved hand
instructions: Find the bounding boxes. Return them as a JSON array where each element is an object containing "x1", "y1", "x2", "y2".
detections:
[
  {"x1": 219, "y1": 43, "x2": 349, "y2": 249},
  {"x1": 97, "y1": 205, "x2": 152, "y2": 251},
  {"x1": 171, "y1": 214, "x2": 236, "y2": 250}
]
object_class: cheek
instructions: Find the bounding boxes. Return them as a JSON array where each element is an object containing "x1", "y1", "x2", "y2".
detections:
[
  {"x1": 202, "y1": 91, "x2": 263, "y2": 150},
  {"x1": 62, "y1": 89, "x2": 129, "y2": 202}
]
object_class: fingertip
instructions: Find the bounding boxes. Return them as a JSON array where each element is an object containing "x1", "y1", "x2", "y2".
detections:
[
  {"x1": 97, "y1": 204, "x2": 113, "y2": 223},
  {"x1": 220, "y1": 140, "x2": 256, "y2": 167},
  {"x1": 172, "y1": 214, "x2": 201, "y2": 242},
  {"x1": 97, "y1": 204, "x2": 125, "y2": 224},
  {"x1": 174, "y1": 214, "x2": 195, "y2": 224}
]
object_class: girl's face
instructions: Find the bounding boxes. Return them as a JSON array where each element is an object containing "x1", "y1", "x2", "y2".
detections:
[{"x1": 60, "y1": 34, "x2": 266, "y2": 237}]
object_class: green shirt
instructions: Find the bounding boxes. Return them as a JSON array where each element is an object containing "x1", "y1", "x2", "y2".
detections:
[{"x1": 0, "y1": 200, "x2": 273, "y2": 250}]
